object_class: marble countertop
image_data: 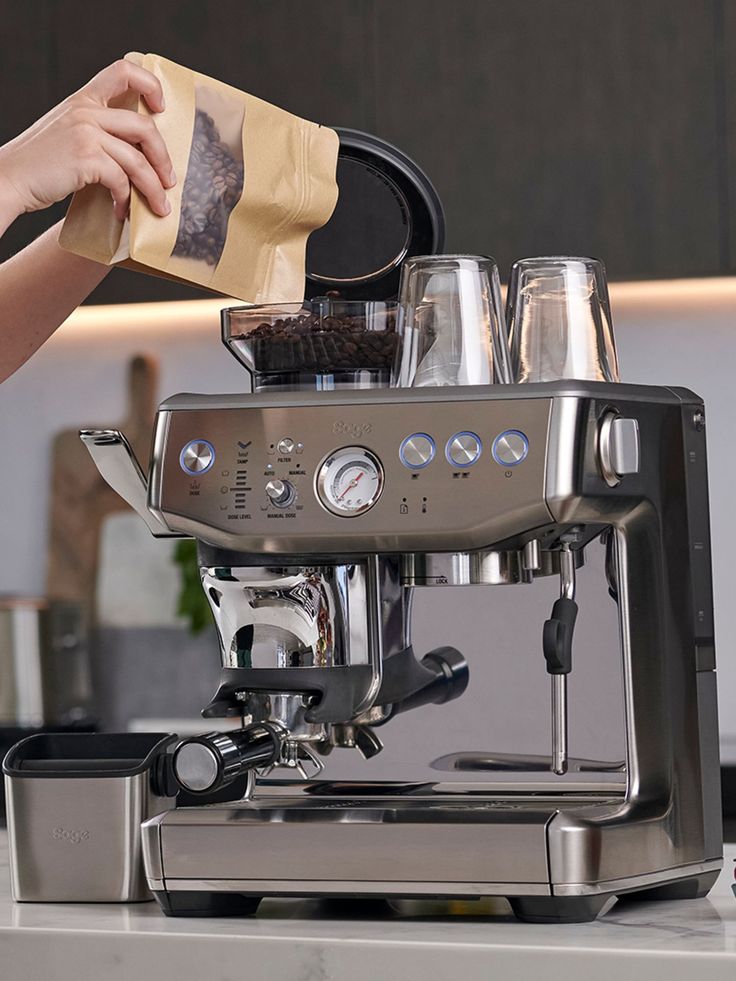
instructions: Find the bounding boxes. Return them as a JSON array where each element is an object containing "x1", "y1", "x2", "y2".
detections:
[{"x1": 1, "y1": 833, "x2": 734, "y2": 981}]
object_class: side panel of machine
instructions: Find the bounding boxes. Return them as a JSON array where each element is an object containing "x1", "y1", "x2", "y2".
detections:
[{"x1": 543, "y1": 393, "x2": 722, "y2": 889}]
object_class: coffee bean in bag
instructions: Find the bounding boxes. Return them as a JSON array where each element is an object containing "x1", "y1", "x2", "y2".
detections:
[{"x1": 60, "y1": 53, "x2": 339, "y2": 302}]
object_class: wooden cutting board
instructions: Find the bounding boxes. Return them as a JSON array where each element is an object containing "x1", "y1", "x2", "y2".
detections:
[{"x1": 45, "y1": 354, "x2": 159, "y2": 608}]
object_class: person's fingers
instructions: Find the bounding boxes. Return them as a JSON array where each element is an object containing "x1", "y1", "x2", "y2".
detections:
[
  {"x1": 96, "y1": 155, "x2": 131, "y2": 221},
  {"x1": 91, "y1": 107, "x2": 175, "y2": 188},
  {"x1": 84, "y1": 59, "x2": 165, "y2": 114},
  {"x1": 101, "y1": 134, "x2": 171, "y2": 216}
]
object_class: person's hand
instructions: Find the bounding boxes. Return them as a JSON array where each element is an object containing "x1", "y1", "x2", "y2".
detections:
[{"x1": 0, "y1": 59, "x2": 176, "y2": 224}]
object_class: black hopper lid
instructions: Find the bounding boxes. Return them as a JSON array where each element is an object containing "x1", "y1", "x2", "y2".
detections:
[{"x1": 305, "y1": 128, "x2": 445, "y2": 301}]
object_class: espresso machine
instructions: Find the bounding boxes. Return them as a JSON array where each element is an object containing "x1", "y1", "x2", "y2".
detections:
[{"x1": 80, "y1": 134, "x2": 722, "y2": 922}]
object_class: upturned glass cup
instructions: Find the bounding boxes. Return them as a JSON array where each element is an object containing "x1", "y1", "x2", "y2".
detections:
[
  {"x1": 391, "y1": 255, "x2": 511, "y2": 387},
  {"x1": 506, "y1": 256, "x2": 620, "y2": 383}
]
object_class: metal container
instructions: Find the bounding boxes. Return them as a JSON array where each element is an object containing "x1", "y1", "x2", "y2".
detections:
[
  {"x1": 3, "y1": 732, "x2": 177, "y2": 902},
  {"x1": 0, "y1": 597, "x2": 93, "y2": 727}
]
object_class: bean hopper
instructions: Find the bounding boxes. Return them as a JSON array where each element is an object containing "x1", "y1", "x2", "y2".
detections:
[{"x1": 81, "y1": 130, "x2": 722, "y2": 921}]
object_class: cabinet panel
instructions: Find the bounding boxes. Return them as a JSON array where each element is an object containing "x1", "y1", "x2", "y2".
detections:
[
  {"x1": 722, "y1": 0, "x2": 736, "y2": 272},
  {"x1": 372, "y1": 0, "x2": 721, "y2": 281},
  {"x1": 0, "y1": 1, "x2": 727, "y2": 301},
  {"x1": 0, "y1": 1, "x2": 58, "y2": 267},
  {"x1": 48, "y1": 0, "x2": 376, "y2": 130}
]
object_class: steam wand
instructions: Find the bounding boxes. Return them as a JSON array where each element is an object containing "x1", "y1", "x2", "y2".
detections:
[{"x1": 543, "y1": 542, "x2": 578, "y2": 775}]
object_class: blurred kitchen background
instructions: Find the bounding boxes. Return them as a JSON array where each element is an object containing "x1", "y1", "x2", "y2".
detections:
[{"x1": 0, "y1": 1, "x2": 735, "y2": 822}]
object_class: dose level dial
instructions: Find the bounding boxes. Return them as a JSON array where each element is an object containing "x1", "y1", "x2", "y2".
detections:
[{"x1": 316, "y1": 446, "x2": 384, "y2": 517}]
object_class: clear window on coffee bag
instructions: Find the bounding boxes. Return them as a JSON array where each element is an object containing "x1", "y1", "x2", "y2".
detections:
[{"x1": 169, "y1": 84, "x2": 245, "y2": 279}]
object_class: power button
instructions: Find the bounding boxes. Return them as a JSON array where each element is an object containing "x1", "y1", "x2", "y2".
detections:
[{"x1": 492, "y1": 430, "x2": 529, "y2": 467}]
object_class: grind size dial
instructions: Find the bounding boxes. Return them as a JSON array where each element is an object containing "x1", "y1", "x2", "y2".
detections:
[{"x1": 316, "y1": 446, "x2": 384, "y2": 516}]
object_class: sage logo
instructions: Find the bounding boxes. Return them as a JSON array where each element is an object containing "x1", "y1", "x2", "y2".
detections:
[
  {"x1": 333, "y1": 420, "x2": 372, "y2": 439},
  {"x1": 52, "y1": 827, "x2": 90, "y2": 845}
]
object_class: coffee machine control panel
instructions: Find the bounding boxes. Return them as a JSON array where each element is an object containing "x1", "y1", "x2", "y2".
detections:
[{"x1": 150, "y1": 393, "x2": 557, "y2": 553}]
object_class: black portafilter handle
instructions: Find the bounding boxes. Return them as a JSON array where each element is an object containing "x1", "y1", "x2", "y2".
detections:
[{"x1": 172, "y1": 723, "x2": 282, "y2": 796}]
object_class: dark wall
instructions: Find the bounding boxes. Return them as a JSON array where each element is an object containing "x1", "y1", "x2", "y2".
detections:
[{"x1": 0, "y1": 0, "x2": 733, "y2": 302}]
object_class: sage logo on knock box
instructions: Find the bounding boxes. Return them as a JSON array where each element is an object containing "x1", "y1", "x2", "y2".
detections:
[
  {"x1": 52, "y1": 827, "x2": 91, "y2": 845},
  {"x1": 333, "y1": 421, "x2": 373, "y2": 439}
]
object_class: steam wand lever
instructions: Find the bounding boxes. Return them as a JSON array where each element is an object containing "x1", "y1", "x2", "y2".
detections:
[{"x1": 543, "y1": 543, "x2": 578, "y2": 775}]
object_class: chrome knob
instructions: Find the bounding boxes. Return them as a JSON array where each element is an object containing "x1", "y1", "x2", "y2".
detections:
[
  {"x1": 180, "y1": 439, "x2": 215, "y2": 475},
  {"x1": 492, "y1": 430, "x2": 529, "y2": 467},
  {"x1": 266, "y1": 478, "x2": 295, "y2": 508},
  {"x1": 446, "y1": 432, "x2": 482, "y2": 468},
  {"x1": 400, "y1": 433, "x2": 435, "y2": 470},
  {"x1": 598, "y1": 413, "x2": 640, "y2": 487},
  {"x1": 277, "y1": 437, "x2": 295, "y2": 455}
]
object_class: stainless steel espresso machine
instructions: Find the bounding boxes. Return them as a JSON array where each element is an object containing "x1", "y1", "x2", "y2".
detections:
[{"x1": 81, "y1": 134, "x2": 722, "y2": 922}]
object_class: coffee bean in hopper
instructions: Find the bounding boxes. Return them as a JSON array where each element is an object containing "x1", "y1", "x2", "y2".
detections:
[{"x1": 246, "y1": 312, "x2": 399, "y2": 374}]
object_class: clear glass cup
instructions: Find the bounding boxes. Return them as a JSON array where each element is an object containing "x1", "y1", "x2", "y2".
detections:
[
  {"x1": 391, "y1": 255, "x2": 511, "y2": 387},
  {"x1": 506, "y1": 256, "x2": 620, "y2": 383}
]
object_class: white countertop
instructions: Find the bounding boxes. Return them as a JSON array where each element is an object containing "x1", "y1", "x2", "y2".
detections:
[{"x1": 1, "y1": 832, "x2": 735, "y2": 981}]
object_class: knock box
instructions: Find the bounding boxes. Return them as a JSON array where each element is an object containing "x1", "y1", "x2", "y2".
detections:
[{"x1": 2, "y1": 732, "x2": 177, "y2": 902}]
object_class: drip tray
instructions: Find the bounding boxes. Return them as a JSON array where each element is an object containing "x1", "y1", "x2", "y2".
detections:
[{"x1": 144, "y1": 785, "x2": 625, "y2": 892}]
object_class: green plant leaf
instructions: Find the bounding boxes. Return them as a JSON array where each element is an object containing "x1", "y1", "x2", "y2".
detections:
[{"x1": 172, "y1": 539, "x2": 212, "y2": 635}]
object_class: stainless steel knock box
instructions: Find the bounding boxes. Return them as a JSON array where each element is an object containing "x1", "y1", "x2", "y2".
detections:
[{"x1": 2, "y1": 732, "x2": 177, "y2": 902}]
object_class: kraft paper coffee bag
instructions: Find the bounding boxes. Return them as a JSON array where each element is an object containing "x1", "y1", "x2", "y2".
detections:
[{"x1": 60, "y1": 53, "x2": 339, "y2": 302}]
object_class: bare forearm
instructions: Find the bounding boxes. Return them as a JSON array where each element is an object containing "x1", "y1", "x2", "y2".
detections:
[
  {"x1": 0, "y1": 221, "x2": 110, "y2": 383},
  {"x1": 0, "y1": 172, "x2": 22, "y2": 238}
]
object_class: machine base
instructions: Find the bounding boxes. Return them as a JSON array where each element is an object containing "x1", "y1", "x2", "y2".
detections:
[
  {"x1": 150, "y1": 876, "x2": 720, "y2": 923},
  {"x1": 508, "y1": 895, "x2": 615, "y2": 923},
  {"x1": 614, "y1": 870, "x2": 720, "y2": 903},
  {"x1": 153, "y1": 890, "x2": 262, "y2": 918},
  {"x1": 142, "y1": 783, "x2": 722, "y2": 923}
]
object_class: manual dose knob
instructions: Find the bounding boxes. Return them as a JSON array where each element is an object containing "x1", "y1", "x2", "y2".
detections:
[{"x1": 266, "y1": 479, "x2": 295, "y2": 508}]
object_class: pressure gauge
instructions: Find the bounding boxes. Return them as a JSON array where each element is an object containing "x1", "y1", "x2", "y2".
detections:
[{"x1": 316, "y1": 446, "x2": 384, "y2": 516}]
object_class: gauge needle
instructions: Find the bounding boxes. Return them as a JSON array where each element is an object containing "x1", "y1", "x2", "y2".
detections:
[{"x1": 338, "y1": 471, "x2": 364, "y2": 501}]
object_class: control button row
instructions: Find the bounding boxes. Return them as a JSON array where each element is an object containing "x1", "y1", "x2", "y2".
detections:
[
  {"x1": 180, "y1": 438, "x2": 307, "y2": 477},
  {"x1": 400, "y1": 430, "x2": 529, "y2": 471}
]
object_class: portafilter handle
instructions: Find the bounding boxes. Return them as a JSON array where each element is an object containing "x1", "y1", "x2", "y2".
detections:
[
  {"x1": 172, "y1": 724, "x2": 283, "y2": 797},
  {"x1": 79, "y1": 429, "x2": 181, "y2": 538}
]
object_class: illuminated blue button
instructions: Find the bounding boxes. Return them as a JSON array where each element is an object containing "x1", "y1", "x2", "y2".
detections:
[
  {"x1": 400, "y1": 433, "x2": 435, "y2": 470},
  {"x1": 180, "y1": 439, "x2": 215, "y2": 475},
  {"x1": 492, "y1": 430, "x2": 529, "y2": 467},
  {"x1": 446, "y1": 432, "x2": 482, "y2": 468}
]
